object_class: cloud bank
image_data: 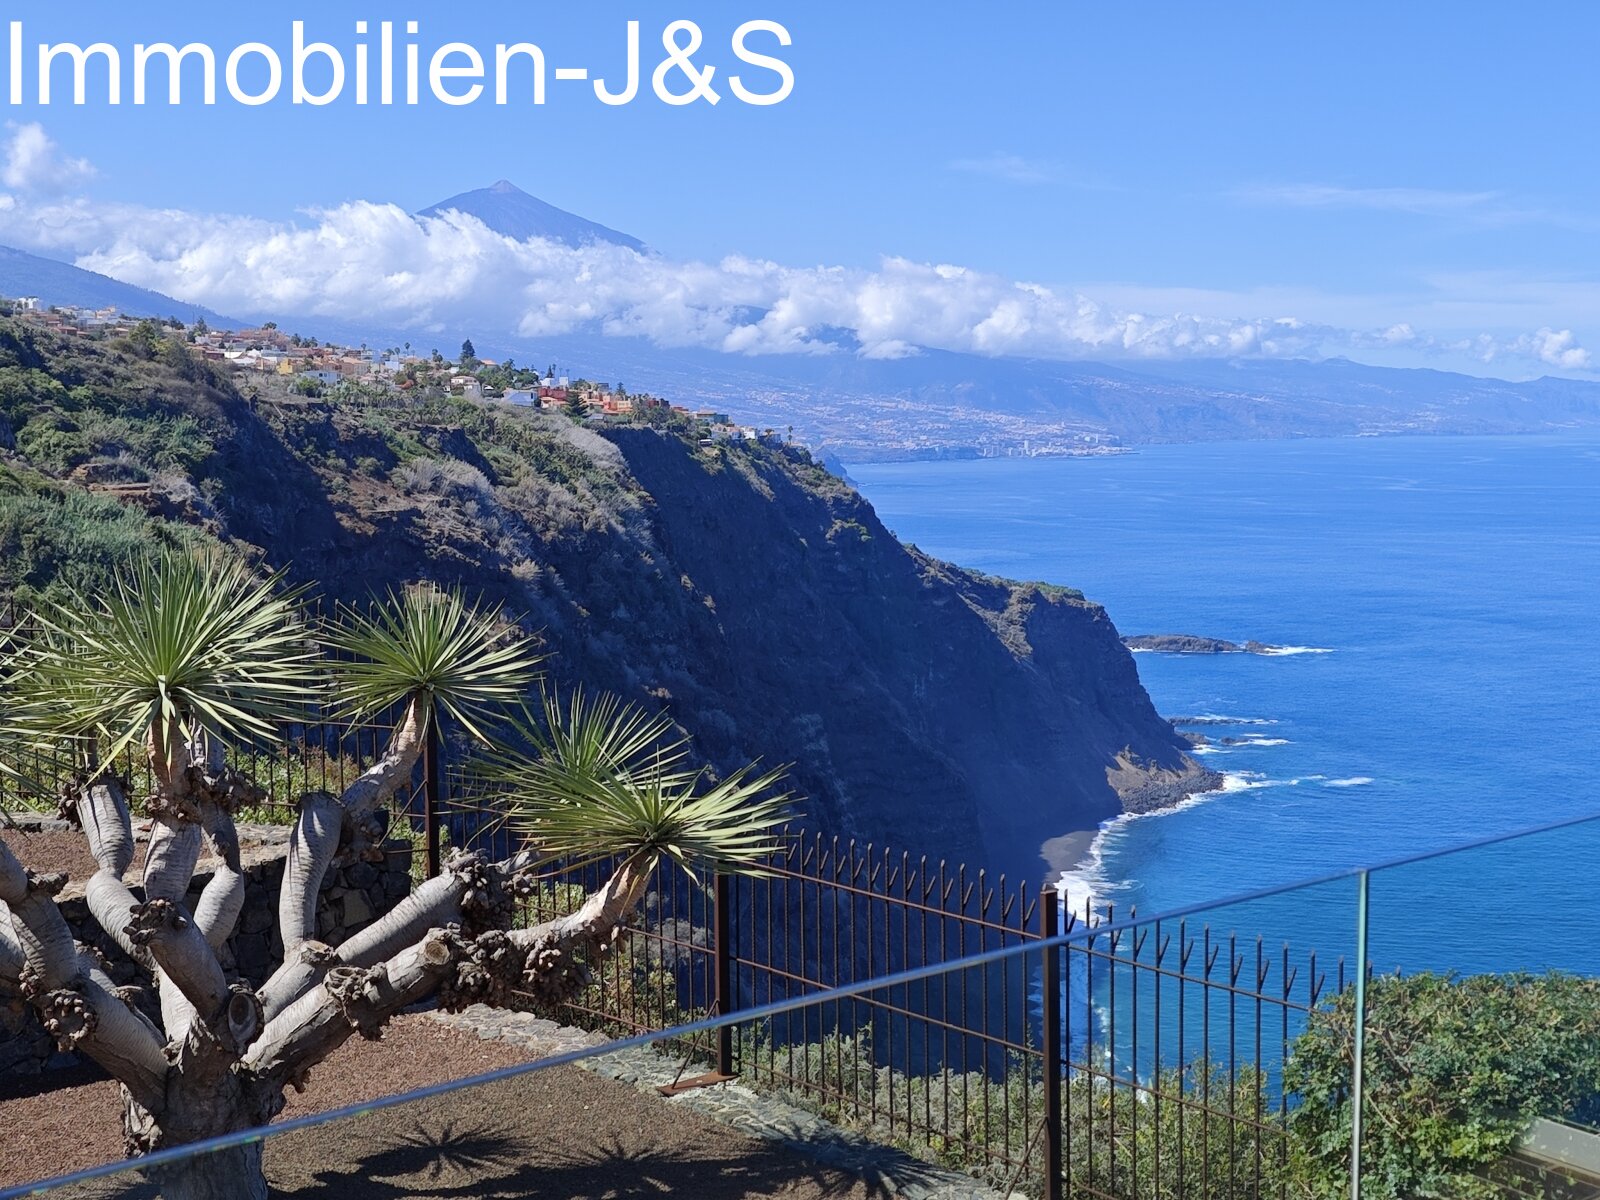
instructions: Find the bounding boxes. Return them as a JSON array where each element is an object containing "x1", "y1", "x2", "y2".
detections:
[{"x1": 0, "y1": 137, "x2": 1586, "y2": 373}]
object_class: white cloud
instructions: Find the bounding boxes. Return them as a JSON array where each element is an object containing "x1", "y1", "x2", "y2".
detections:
[
  {"x1": 2, "y1": 123, "x2": 95, "y2": 193},
  {"x1": 1235, "y1": 183, "x2": 1500, "y2": 215},
  {"x1": 0, "y1": 155, "x2": 1587, "y2": 376},
  {"x1": 948, "y1": 153, "x2": 1059, "y2": 185},
  {"x1": 1233, "y1": 182, "x2": 1590, "y2": 231},
  {"x1": 1496, "y1": 327, "x2": 1590, "y2": 370}
]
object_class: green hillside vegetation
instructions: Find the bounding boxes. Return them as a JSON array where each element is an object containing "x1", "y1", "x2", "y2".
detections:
[
  {"x1": 0, "y1": 317, "x2": 234, "y2": 599},
  {"x1": 0, "y1": 311, "x2": 742, "y2": 601}
]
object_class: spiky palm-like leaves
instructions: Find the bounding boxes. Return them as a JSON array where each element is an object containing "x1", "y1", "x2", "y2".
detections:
[
  {"x1": 4, "y1": 553, "x2": 320, "y2": 771},
  {"x1": 480, "y1": 689, "x2": 792, "y2": 877},
  {"x1": 0, "y1": 640, "x2": 26, "y2": 808},
  {"x1": 327, "y1": 586, "x2": 543, "y2": 744}
]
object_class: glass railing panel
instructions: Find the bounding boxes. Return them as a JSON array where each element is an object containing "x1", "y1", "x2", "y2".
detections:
[{"x1": 1358, "y1": 812, "x2": 1600, "y2": 1200}]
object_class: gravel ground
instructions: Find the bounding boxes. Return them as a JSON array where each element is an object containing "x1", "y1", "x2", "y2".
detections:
[
  {"x1": 0, "y1": 827, "x2": 260, "y2": 889},
  {"x1": 0, "y1": 1016, "x2": 894, "y2": 1199},
  {"x1": 1, "y1": 827, "x2": 130, "y2": 883}
]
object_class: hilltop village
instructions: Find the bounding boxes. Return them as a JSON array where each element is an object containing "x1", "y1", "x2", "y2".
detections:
[{"x1": 13, "y1": 299, "x2": 773, "y2": 447}]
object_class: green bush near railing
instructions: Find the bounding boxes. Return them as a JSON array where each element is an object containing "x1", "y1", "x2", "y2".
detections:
[{"x1": 1286, "y1": 971, "x2": 1600, "y2": 1200}]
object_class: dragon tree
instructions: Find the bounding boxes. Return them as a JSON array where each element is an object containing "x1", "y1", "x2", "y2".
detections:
[{"x1": 0, "y1": 555, "x2": 789, "y2": 1200}]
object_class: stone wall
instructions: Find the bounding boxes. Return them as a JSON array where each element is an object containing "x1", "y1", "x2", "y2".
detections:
[{"x1": 1, "y1": 818, "x2": 413, "y2": 1076}]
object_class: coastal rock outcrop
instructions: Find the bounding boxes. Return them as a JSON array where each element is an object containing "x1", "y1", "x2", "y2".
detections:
[{"x1": 1126, "y1": 634, "x2": 1282, "y2": 654}]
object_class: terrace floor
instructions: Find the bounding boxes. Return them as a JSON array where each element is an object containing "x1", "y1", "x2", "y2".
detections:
[{"x1": 0, "y1": 1012, "x2": 991, "y2": 1200}]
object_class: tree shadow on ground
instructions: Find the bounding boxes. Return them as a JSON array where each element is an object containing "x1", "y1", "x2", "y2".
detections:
[{"x1": 272, "y1": 1115, "x2": 898, "y2": 1200}]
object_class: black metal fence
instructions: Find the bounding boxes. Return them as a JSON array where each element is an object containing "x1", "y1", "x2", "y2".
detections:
[{"x1": 478, "y1": 804, "x2": 1347, "y2": 1196}]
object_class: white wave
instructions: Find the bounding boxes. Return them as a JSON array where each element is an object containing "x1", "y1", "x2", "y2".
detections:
[
  {"x1": 1053, "y1": 769, "x2": 1301, "y2": 921},
  {"x1": 1055, "y1": 864, "x2": 1101, "y2": 926},
  {"x1": 1054, "y1": 828, "x2": 1116, "y2": 925},
  {"x1": 1189, "y1": 744, "x2": 1226, "y2": 755},
  {"x1": 1323, "y1": 776, "x2": 1375, "y2": 788},
  {"x1": 1217, "y1": 771, "x2": 1318, "y2": 792},
  {"x1": 1238, "y1": 737, "x2": 1290, "y2": 747},
  {"x1": 1128, "y1": 647, "x2": 1155, "y2": 654},
  {"x1": 1257, "y1": 646, "x2": 1334, "y2": 657},
  {"x1": 1221, "y1": 772, "x2": 1280, "y2": 792}
]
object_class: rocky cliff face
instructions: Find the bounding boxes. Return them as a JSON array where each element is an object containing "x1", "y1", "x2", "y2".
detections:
[
  {"x1": 228, "y1": 419, "x2": 1210, "y2": 882},
  {"x1": 0, "y1": 320, "x2": 1214, "y2": 883},
  {"x1": 604, "y1": 429, "x2": 1212, "y2": 878}
]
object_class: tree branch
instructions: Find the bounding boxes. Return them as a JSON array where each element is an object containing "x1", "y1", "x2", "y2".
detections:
[
  {"x1": 84, "y1": 870, "x2": 145, "y2": 963},
  {"x1": 0, "y1": 840, "x2": 78, "y2": 991},
  {"x1": 0, "y1": 840, "x2": 168, "y2": 1110},
  {"x1": 338, "y1": 695, "x2": 425, "y2": 820},
  {"x1": 192, "y1": 801, "x2": 245, "y2": 951},
  {"x1": 157, "y1": 973, "x2": 199, "y2": 1050},
  {"x1": 142, "y1": 819, "x2": 202, "y2": 905},
  {"x1": 77, "y1": 777, "x2": 135, "y2": 878},
  {"x1": 246, "y1": 852, "x2": 654, "y2": 1088},
  {"x1": 173, "y1": 984, "x2": 264, "y2": 1085},
  {"x1": 41, "y1": 973, "x2": 170, "y2": 1112},
  {"x1": 276, "y1": 791, "x2": 342, "y2": 960},
  {"x1": 0, "y1": 908, "x2": 23, "y2": 984},
  {"x1": 271, "y1": 698, "x2": 426, "y2": 965},
  {"x1": 243, "y1": 930, "x2": 457, "y2": 1088},
  {"x1": 499, "y1": 852, "x2": 653, "y2": 1010},
  {"x1": 127, "y1": 769, "x2": 231, "y2": 1044},
  {"x1": 257, "y1": 860, "x2": 474, "y2": 1022},
  {"x1": 103, "y1": 872, "x2": 230, "y2": 1036},
  {"x1": 330, "y1": 866, "x2": 476, "y2": 969},
  {"x1": 0, "y1": 840, "x2": 23, "y2": 905}
]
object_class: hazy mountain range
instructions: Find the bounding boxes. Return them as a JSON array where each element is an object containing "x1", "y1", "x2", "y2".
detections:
[{"x1": 3, "y1": 181, "x2": 1599, "y2": 460}]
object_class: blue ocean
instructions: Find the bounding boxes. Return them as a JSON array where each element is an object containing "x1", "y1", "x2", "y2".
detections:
[{"x1": 849, "y1": 434, "x2": 1600, "y2": 983}]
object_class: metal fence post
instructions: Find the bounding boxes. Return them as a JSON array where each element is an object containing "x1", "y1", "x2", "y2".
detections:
[
  {"x1": 1350, "y1": 870, "x2": 1370, "y2": 1200},
  {"x1": 660, "y1": 870, "x2": 738, "y2": 1096},
  {"x1": 421, "y1": 714, "x2": 442, "y2": 879},
  {"x1": 715, "y1": 870, "x2": 736, "y2": 1077},
  {"x1": 1042, "y1": 889, "x2": 1064, "y2": 1200}
]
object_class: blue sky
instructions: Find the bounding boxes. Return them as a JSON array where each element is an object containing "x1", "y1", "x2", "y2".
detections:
[{"x1": 1, "y1": 1, "x2": 1596, "y2": 375}]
